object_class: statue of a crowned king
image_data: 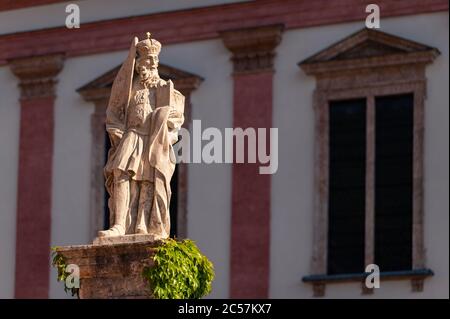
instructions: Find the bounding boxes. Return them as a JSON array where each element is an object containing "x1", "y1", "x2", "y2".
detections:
[{"x1": 99, "y1": 33, "x2": 185, "y2": 240}]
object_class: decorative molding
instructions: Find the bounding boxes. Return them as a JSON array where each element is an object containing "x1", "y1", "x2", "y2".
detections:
[
  {"x1": 299, "y1": 28, "x2": 439, "y2": 297},
  {"x1": 0, "y1": 0, "x2": 447, "y2": 65},
  {"x1": 303, "y1": 269, "x2": 433, "y2": 295},
  {"x1": 78, "y1": 63, "x2": 203, "y2": 100},
  {"x1": 301, "y1": 28, "x2": 439, "y2": 63},
  {"x1": 411, "y1": 278, "x2": 424, "y2": 292},
  {"x1": 300, "y1": 28, "x2": 439, "y2": 76},
  {"x1": 313, "y1": 282, "x2": 325, "y2": 297},
  {"x1": 412, "y1": 83, "x2": 427, "y2": 271},
  {"x1": 220, "y1": 24, "x2": 284, "y2": 73},
  {"x1": 77, "y1": 87, "x2": 111, "y2": 104},
  {"x1": 311, "y1": 90, "x2": 328, "y2": 276},
  {"x1": 365, "y1": 96, "x2": 375, "y2": 273},
  {"x1": 9, "y1": 54, "x2": 64, "y2": 99},
  {"x1": 78, "y1": 64, "x2": 203, "y2": 241}
]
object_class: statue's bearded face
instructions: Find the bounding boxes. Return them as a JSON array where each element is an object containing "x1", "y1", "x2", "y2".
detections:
[{"x1": 136, "y1": 55, "x2": 159, "y2": 80}]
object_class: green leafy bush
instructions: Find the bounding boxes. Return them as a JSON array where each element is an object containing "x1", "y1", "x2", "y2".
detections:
[
  {"x1": 50, "y1": 246, "x2": 79, "y2": 297},
  {"x1": 143, "y1": 239, "x2": 215, "y2": 299}
]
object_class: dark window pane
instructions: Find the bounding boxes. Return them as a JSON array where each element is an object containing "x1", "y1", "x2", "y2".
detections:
[
  {"x1": 328, "y1": 98, "x2": 366, "y2": 275},
  {"x1": 375, "y1": 93, "x2": 413, "y2": 271},
  {"x1": 170, "y1": 164, "x2": 179, "y2": 238},
  {"x1": 104, "y1": 130, "x2": 111, "y2": 230}
]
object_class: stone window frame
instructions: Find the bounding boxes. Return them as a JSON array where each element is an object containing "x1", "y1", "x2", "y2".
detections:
[
  {"x1": 77, "y1": 63, "x2": 203, "y2": 241},
  {"x1": 299, "y1": 28, "x2": 440, "y2": 297}
]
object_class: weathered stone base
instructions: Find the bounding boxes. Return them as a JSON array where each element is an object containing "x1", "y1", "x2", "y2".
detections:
[
  {"x1": 93, "y1": 234, "x2": 161, "y2": 246},
  {"x1": 56, "y1": 240, "x2": 162, "y2": 299}
]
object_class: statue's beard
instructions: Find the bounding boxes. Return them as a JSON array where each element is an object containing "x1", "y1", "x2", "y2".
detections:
[{"x1": 139, "y1": 68, "x2": 160, "y2": 86}]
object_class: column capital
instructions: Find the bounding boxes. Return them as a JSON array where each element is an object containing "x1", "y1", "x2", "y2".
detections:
[
  {"x1": 220, "y1": 24, "x2": 284, "y2": 74},
  {"x1": 9, "y1": 53, "x2": 64, "y2": 100}
]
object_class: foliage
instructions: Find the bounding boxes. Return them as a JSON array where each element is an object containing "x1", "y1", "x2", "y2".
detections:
[
  {"x1": 50, "y1": 246, "x2": 79, "y2": 298},
  {"x1": 142, "y1": 238, "x2": 215, "y2": 299}
]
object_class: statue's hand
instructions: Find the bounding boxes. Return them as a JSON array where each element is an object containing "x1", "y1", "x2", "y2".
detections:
[
  {"x1": 167, "y1": 109, "x2": 183, "y2": 130},
  {"x1": 168, "y1": 109, "x2": 182, "y2": 119}
]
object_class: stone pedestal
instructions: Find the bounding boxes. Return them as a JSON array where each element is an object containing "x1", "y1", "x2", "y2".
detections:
[{"x1": 56, "y1": 239, "x2": 162, "y2": 299}]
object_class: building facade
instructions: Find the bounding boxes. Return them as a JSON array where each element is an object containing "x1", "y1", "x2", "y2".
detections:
[{"x1": 0, "y1": 0, "x2": 448, "y2": 298}]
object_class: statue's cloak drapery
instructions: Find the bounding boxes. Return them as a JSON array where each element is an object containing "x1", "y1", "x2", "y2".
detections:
[
  {"x1": 104, "y1": 39, "x2": 136, "y2": 227},
  {"x1": 145, "y1": 106, "x2": 176, "y2": 237},
  {"x1": 105, "y1": 38, "x2": 136, "y2": 137}
]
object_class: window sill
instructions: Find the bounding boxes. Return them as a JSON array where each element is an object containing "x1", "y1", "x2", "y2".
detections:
[{"x1": 302, "y1": 268, "x2": 434, "y2": 297}]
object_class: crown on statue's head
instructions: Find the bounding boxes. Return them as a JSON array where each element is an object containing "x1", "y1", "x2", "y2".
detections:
[{"x1": 136, "y1": 32, "x2": 161, "y2": 57}]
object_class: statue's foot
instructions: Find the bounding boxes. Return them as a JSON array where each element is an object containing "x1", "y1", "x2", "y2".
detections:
[
  {"x1": 135, "y1": 226, "x2": 148, "y2": 235},
  {"x1": 98, "y1": 225, "x2": 125, "y2": 237}
]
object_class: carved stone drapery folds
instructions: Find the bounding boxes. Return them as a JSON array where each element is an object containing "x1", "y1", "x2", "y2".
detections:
[
  {"x1": 77, "y1": 64, "x2": 202, "y2": 241},
  {"x1": 299, "y1": 28, "x2": 439, "y2": 297}
]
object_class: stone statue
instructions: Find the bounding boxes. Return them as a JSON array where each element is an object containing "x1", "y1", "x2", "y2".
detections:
[{"x1": 98, "y1": 33, "x2": 184, "y2": 240}]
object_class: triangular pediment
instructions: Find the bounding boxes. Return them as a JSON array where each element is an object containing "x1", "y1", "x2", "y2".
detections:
[
  {"x1": 299, "y1": 28, "x2": 439, "y2": 74},
  {"x1": 77, "y1": 63, "x2": 203, "y2": 101},
  {"x1": 333, "y1": 39, "x2": 404, "y2": 60}
]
